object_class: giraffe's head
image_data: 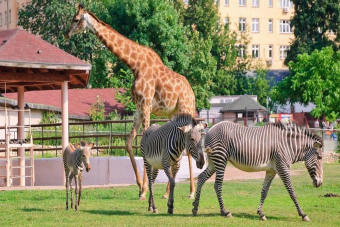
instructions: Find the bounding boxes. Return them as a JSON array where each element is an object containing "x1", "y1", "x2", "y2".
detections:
[
  {"x1": 79, "y1": 141, "x2": 94, "y2": 172},
  {"x1": 65, "y1": 3, "x2": 88, "y2": 39},
  {"x1": 179, "y1": 122, "x2": 208, "y2": 169}
]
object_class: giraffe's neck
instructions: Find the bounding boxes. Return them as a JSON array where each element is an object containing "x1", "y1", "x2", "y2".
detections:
[{"x1": 84, "y1": 12, "x2": 146, "y2": 72}]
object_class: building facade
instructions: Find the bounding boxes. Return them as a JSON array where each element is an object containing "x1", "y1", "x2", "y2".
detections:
[
  {"x1": 0, "y1": 0, "x2": 30, "y2": 30},
  {"x1": 217, "y1": 0, "x2": 294, "y2": 70}
]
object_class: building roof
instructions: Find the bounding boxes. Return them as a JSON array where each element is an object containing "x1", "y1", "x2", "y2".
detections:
[
  {"x1": 219, "y1": 95, "x2": 266, "y2": 113},
  {"x1": 0, "y1": 29, "x2": 91, "y2": 93},
  {"x1": 2, "y1": 88, "x2": 128, "y2": 119}
]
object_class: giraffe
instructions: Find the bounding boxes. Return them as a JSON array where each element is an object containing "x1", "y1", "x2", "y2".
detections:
[{"x1": 65, "y1": 4, "x2": 198, "y2": 200}]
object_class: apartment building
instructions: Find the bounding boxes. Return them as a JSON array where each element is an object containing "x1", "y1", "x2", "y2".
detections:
[
  {"x1": 0, "y1": 0, "x2": 30, "y2": 30},
  {"x1": 217, "y1": 0, "x2": 294, "y2": 70}
]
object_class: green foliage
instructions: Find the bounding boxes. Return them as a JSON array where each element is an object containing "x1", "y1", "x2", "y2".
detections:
[
  {"x1": 285, "y1": 0, "x2": 340, "y2": 65},
  {"x1": 40, "y1": 111, "x2": 59, "y2": 124},
  {"x1": 274, "y1": 47, "x2": 340, "y2": 120},
  {"x1": 89, "y1": 95, "x2": 105, "y2": 122}
]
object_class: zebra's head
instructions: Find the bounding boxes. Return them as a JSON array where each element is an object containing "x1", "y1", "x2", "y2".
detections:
[
  {"x1": 79, "y1": 141, "x2": 94, "y2": 172},
  {"x1": 179, "y1": 122, "x2": 207, "y2": 169},
  {"x1": 305, "y1": 141, "x2": 323, "y2": 188}
]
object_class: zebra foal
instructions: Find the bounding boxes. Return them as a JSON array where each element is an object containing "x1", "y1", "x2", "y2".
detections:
[
  {"x1": 192, "y1": 121, "x2": 323, "y2": 221},
  {"x1": 63, "y1": 140, "x2": 94, "y2": 211},
  {"x1": 141, "y1": 113, "x2": 207, "y2": 214}
]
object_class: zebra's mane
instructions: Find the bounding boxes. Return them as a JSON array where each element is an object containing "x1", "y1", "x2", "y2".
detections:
[
  {"x1": 170, "y1": 113, "x2": 197, "y2": 126},
  {"x1": 270, "y1": 120, "x2": 322, "y2": 144}
]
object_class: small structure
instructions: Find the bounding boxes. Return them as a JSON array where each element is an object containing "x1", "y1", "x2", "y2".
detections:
[
  {"x1": 219, "y1": 95, "x2": 267, "y2": 126},
  {"x1": 0, "y1": 29, "x2": 91, "y2": 187}
]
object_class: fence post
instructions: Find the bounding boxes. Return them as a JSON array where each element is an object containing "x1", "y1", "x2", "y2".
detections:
[{"x1": 42, "y1": 126, "x2": 44, "y2": 158}]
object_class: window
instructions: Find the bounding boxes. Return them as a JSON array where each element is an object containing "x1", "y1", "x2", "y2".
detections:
[
  {"x1": 239, "y1": 18, "x2": 246, "y2": 32},
  {"x1": 268, "y1": 19, "x2": 273, "y2": 32},
  {"x1": 238, "y1": 45, "x2": 246, "y2": 58},
  {"x1": 5, "y1": 11, "x2": 7, "y2": 25},
  {"x1": 269, "y1": 0, "x2": 273, "y2": 7},
  {"x1": 184, "y1": 0, "x2": 188, "y2": 4},
  {"x1": 280, "y1": 0, "x2": 293, "y2": 8},
  {"x1": 9, "y1": 10, "x2": 11, "y2": 23},
  {"x1": 269, "y1": 45, "x2": 273, "y2": 58},
  {"x1": 239, "y1": 0, "x2": 246, "y2": 6},
  {"x1": 280, "y1": 45, "x2": 290, "y2": 59},
  {"x1": 225, "y1": 0, "x2": 229, "y2": 5},
  {"x1": 252, "y1": 19, "x2": 259, "y2": 32},
  {"x1": 0, "y1": 13, "x2": 2, "y2": 27},
  {"x1": 252, "y1": 45, "x2": 259, "y2": 58},
  {"x1": 252, "y1": 0, "x2": 259, "y2": 7},
  {"x1": 224, "y1": 18, "x2": 229, "y2": 25},
  {"x1": 280, "y1": 20, "x2": 292, "y2": 33}
]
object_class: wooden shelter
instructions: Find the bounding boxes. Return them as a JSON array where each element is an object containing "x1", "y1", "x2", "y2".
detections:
[{"x1": 0, "y1": 29, "x2": 91, "y2": 186}]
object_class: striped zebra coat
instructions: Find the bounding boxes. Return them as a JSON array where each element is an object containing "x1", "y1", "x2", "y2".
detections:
[
  {"x1": 141, "y1": 113, "x2": 207, "y2": 214},
  {"x1": 192, "y1": 121, "x2": 323, "y2": 221},
  {"x1": 63, "y1": 141, "x2": 94, "y2": 211}
]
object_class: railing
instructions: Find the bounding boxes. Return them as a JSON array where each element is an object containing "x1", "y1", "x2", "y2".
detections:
[{"x1": 27, "y1": 118, "x2": 205, "y2": 158}]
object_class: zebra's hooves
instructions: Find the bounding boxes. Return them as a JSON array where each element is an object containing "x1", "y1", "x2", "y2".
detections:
[
  {"x1": 192, "y1": 209, "x2": 198, "y2": 216},
  {"x1": 302, "y1": 216, "x2": 310, "y2": 221},
  {"x1": 168, "y1": 208, "x2": 173, "y2": 214},
  {"x1": 148, "y1": 207, "x2": 153, "y2": 212},
  {"x1": 261, "y1": 216, "x2": 267, "y2": 221},
  {"x1": 162, "y1": 195, "x2": 168, "y2": 199},
  {"x1": 222, "y1": 212, "x2": 233, "y2": 218},
  {"x1": 139, "y1": 196, "x2": 146, "y2": 200},
  {"x1": 153, "y1": 209, "x2": 158, "y2": 214}
]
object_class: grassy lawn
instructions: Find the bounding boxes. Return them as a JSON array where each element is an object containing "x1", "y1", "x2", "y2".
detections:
[{"x1": 0, "y1": 163, "x2": 339, "y2": 227}]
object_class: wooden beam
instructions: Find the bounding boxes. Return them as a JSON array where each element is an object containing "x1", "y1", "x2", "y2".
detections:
[{"x1": 0, "y1": 72, "x2": 70, "y2": 82}]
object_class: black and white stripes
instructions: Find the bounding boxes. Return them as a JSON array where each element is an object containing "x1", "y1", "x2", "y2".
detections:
[
  {"x1": 141, "y1": 113, "x2": 207, "y2": 214},
  {"x1": 192, "y1": 121, "x2": 323, "y2": 221}
]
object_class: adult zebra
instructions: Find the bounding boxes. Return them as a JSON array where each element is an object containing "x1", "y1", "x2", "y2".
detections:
[
  {"x1": 192, "y1": 121, "x2": 323, "y2": 221},
  {"x1": 141, "y1": 113, "x2": 207, "y2": 214}
]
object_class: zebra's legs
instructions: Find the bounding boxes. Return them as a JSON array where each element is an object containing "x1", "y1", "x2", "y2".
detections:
[
  {"x1": 146, "y1": 163, "x2": 158, "y2": 214},
  {"x1": 214, "y1": 165, "x2": 232, "y2": 217},
  {"x1": 69, "y1": 173, "x2": 75, "y2": 209},
  {"x1": 164, "y1": 163, "x2": 179, "y2": 214},
  {"x1": 257, "y1": 170, "x2": 276, "y2": 220},
  {"x1": 192, "y1": 164, "x2": 215, "y2": 216},
  {"x1": 277, "y1": 166, "x2": 310, "y2": 221},
  {"x1": 65, "y1": 169, "x2": 70, "y2": 210},
  {"x1": 74, "y1": 175, "x2": 78, "y2": 211},
  {"x1": 78, "y1": 173, "x2": 83, "y2": 206}
]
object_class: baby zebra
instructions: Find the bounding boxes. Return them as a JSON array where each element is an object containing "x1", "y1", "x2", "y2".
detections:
[
  {"x1": 192, "y1": 121, "x2": 323, "y2": 221},
  {"x1": 141, "y1": 113, "x2": 207, "y2": 214},
  {"x1": 63, "y1": 140, "x2": 94, "y2": 211}
]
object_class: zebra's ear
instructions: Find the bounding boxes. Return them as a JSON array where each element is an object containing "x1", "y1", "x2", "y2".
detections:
[
  {"x1": 178, "y1": 124, "x2": 193, "y2": 133},
  {"x1": 313, "y1": 142, "x2": 322, "y2": 148},
  {"x1": 195, "y1": 122, "x2": 208, "y2": 131}
]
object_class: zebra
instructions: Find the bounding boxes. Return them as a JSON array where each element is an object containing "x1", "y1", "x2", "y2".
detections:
[
  {"x1": 192, "y1": 121, "x2": 323, "y2": 221},
  {"x1": 63, "y1": 140, "x2": 94, "y2": 211},
  {"x1": 141, "y1": 113, "x2": 207, "y2": 214}
]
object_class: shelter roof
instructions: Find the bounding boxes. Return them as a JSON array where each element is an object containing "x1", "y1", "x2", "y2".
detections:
[
  {"x1": 2, "y1": 88, "x2": 128, "y2": 119},
  {"x1": 219, "y1": 95, "x2": 266, "y2": 113},
  {"x1": 0, "y1": 29, "x2": 91, "y2": 93}
]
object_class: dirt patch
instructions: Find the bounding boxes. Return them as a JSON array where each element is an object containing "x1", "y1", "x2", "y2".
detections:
[{"x1": 323, "y1": 193, "x2": 339, "y2": 197}]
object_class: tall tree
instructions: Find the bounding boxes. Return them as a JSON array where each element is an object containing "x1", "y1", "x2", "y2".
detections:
[
  {"x1": 285, "y1": 0, "x2": 340, "y2": 65},
  {"x1": 274, "y1": 47, "x2": 340, "y2": 120}
]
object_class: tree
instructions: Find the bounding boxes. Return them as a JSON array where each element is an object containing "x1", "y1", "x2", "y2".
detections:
[
  {"x1": 285, "y1": 0, "x2": 340, "y2": 65},
  {"x1": 273, "y1": 47, "x2": 340, "y2": 120}
]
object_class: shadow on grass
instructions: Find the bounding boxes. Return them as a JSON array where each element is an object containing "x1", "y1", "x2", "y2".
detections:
[
  {"x1": 232, "y1": 212, "x2": 281, "y2": 220},
  {"x1": 22, "y1": 208, "x2": 45, "y2": 212},
  {"x1": 84, "y1": 209, "x2": 134, "y2": 216}
]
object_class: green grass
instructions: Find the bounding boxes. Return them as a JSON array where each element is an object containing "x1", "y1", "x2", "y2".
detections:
[{"x1": 0, "y1": 163, "x2": 339, "y2": 227}]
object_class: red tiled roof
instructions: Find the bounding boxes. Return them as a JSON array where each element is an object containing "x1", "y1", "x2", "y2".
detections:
[
  {"x1": 4, "y1": 88, "x2": 126, "y2": 117},
  {"x1": 0, "y1": 29, "x2": 90, "y2": 68}
]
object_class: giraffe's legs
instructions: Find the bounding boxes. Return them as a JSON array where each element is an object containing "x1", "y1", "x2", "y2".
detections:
[
  {"x1": 126, "y1": 111, "x2": 143, "y2": 198},
  {"x1": 139, "y1": 164, "x2": 149, "y2": 200}
]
